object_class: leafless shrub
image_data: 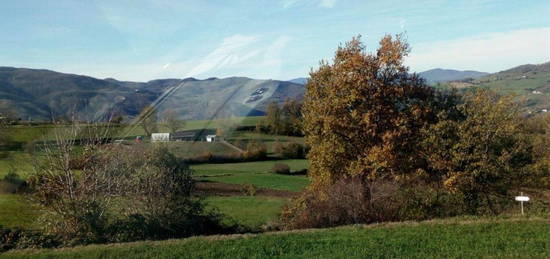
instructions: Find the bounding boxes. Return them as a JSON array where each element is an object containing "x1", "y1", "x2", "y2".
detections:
[
  {"x1": 27, "y1": 121, "x2": 228, "y2": 244},
  {"x1": 282, "y1": 178, "x2": 464, "y2": 229}
]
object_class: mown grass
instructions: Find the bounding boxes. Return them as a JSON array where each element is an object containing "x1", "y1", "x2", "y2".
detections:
[
  {"x1": 206, "y1": 196, "x2": 288, "y2": 229},
  {"x1": 192, "y1": 160, "x2": 309, "y2": 192},
  {"x1": 0, "y1": 194, "x2": 39, "y2": 229},
  {"x1": 3, "y1": 217, "x2": 549, "y2": 258}
]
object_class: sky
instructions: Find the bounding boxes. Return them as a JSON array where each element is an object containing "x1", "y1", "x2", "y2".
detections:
[{"x1": 2, "y1": 0, "x2": 550, "y2": 81}]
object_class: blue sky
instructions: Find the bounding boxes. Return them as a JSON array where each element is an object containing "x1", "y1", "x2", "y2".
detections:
[{"x1": 2, "y1": 0, "x2": 550, "y2": 81}]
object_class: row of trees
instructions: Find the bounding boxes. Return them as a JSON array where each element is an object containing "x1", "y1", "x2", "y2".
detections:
[
  {"x1": 256, "y1": 99, "x2": 303, "y2": 136},
  {"x1": 139, "y1": 107, "x2": 185, "y2": 136},
  {"x1": 283, "y1": 35, "x2": 550, "y2": 228}
]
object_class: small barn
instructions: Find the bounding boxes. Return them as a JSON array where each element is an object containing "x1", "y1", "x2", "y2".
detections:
[
  {"x1": 151, "y1": 133, "x2": 170, "y2": 142},
  {"x1": 171, "y1": 131, "x2": 198, "y2": 141},
  {"x1": 206, "y1": 135, "x2": 217, "y2": 142}
]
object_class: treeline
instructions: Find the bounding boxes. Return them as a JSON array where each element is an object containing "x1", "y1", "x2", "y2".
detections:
[
  {"x1": 255, "y1": 99, "x2": 303, "y2": 136},
  {"x1": 282, "y1": 35, "x2": 550, "y2": 229}
]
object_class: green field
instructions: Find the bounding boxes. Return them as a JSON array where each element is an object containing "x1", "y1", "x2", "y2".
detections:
[
  {"x1": 206, "y1": 196, "x2": 288, "y2": 229},
  {"x1": 2, "y1": 116, "x2": 263, "y2": 143},
  {"x1": 0, "y1": 194, "x2": 39, "y2": 229},
  {"x1": 0, "y1": 158, "x2": 309, "y2": 231},
  {"x1": 0, "y1": 152, "x2": 34, "y2": 178},
  {"x1": 3, "y1": 217, "x2": 549, "y2": 258},
  {"x1": 192, "y1": 160, "x2": 309, "y2": 192}
]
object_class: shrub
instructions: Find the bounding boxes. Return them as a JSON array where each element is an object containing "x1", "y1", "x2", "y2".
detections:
[
  {"x1": 0, "y1": 171, "x2": 25, "y2": 194},
  {"x1": 3, "y1": 171, "x2": 23, "y2": 185},
  {"x1": 233, "y1": 139, "x2": 245, "y2": 150},
  {"x1": 240, "y1": 183, "x2": 258, "y2": 196},
  {"x1": 282, "y1": 178, "x2": 467, "y2": 229},
  {"x1": 24, "y1": 141, "x2": 37, "y2": 155},
  {"x1": 293, "y1": 169, "x2": 308, "y2": 175},
  {"x1": 0, "y1": 151, "x2": 9, "y2": 159},
  {"x1": 281, "y1": 142, "x2": 304, "y2": 159},
  {"x1": 243, "y1": 140, "x2": 267, "y2": 160},
  {"x1": 271, "y1": 163, "x2": 291, "y2": 175},
  {"x1": 273, "y1": 140, "x2": 284, "y2": 155},
  {"x1": 0, "y1": 226, "x2": 59, "y2": 252},
  {"x1": 29, "y1": 139, "x2": 230, "y2": 245},
  {"x1": 198, "y1": 151, "x2": 214, "y2": 162}
]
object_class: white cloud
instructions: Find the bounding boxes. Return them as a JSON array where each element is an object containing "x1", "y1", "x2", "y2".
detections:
[
  {"x1": 184, "y1": 34, "x2": 260, "y2": 77},
  {"x1": 406, "y1": 27, "x2": 550, "y2": 73},
  {"x1": 319, "y1": 0, "x2": 336, "y2": 8},
  {"x1": 281, "y1": 0, "x2": 299, "y2": 8},
  {"x1": 281, "y1": 0, "x2": 337, "y2": 9},
  {"x1": 42, "y1": 34, "x2": 292, "y2": 81}
]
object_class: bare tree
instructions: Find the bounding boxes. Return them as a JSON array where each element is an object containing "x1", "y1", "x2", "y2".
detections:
[
  {"x1": 139, "y1": 106, "x2": 158, "y2": 136},
  {"x1": 164, "y1": 109, "x2": 184, "y2": 134}
]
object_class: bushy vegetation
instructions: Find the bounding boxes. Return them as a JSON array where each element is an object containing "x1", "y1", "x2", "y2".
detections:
[
  {"x1": 271, "y1": 163, "x2": 291, "y2": 175},
  {"x1": 256, "y1": 99, "x2": 303, "y2": 136},
  {"x1": 186, "y1": 140, "x2": 268, "y2": 164},
  {"x1": 284, "y1": 35, "x2": 550, "y2": 229},
  {"x1": 1, "y1": 124, "x2": 238, "y2": 251},
  {"x1": 274, "y1": 141, "x2": 306, "y2": 159}
]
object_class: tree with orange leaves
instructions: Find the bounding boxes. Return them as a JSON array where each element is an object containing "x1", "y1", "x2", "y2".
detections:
[{"x1": 303, "y1": 34, "x2": 436, "y2": 192}]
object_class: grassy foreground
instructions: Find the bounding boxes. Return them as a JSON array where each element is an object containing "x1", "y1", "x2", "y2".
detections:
[
  {"x1": 3, "y1": 217, "x2": 549, "y2": 258},
  {"x1": 206, "y1": 196, "x2": 288, "y2": 229}
]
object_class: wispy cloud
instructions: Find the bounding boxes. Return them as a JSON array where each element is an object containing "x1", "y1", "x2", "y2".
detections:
[
  {"x1": 185, "y1": 34, "x2": 260, "y2": 77},
  {"x1": 319, "y1": 0, "x2": 337, "y2": 8},
  {"x1": 281, "y1": 0, "x2": 337, "y2": 9},
  {"x1": 281, "y1": 0, "x2": 300, "y2": 8},
  {"x1": 406, "y1": 27, "x2": 550, "y2": 73}
]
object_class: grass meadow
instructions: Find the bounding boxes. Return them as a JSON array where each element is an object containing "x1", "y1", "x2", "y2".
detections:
[
  {"x1": 192, "y1": 160, "x2": 309, "y2": 192},
  {"x1": 3, "y1": 217, "x2": 549, "y2": 258}
]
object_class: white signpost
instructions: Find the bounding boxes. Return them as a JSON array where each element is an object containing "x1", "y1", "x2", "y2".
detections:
[{"x1": 515, "y1": 192, "x2": 530, "y2": 215}]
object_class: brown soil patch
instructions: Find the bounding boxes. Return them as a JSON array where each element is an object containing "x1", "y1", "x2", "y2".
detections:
[{"x1": 195, "y1": 181, "x2": 298, "y2": 198}]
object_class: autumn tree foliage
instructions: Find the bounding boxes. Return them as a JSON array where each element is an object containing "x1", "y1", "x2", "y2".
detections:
[
  {"x1": 303, "y1": 34, "x2": 436, "y2": 192},
  {"x1": 423, "y1": 89, "x2": 533, "y2": 213},
  {"x1": 256, "y1": 99, "x2": 303, "y2": 136},
  {"x1": 283, "y1": 35, "x2": 544, "y2": 229}
]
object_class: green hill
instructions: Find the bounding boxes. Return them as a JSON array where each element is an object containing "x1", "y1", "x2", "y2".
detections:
[
  {"x1": 3, "y1": 217, "x2": 549, "y2": 258},
  {"x1": 419, "y1": 68, "x2": 489, "y2": 84},
  {"x1": 0, "y1": 67, "x2": 304, "y2": 122},
  {"x1": 438, "y1": 61, "x2": 550, "y2": 113}
]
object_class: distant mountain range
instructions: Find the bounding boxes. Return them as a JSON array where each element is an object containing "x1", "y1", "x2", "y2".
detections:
[
  {"x1": 1, "y1": 62, "x2": 549, "y2": 121},
  {"x1": 0, "y1": 67, "x2": 303, "y2": 121},
  {"x1": 288, "y1": 69, "x2": 491, "y2": 86},
  {"x1": 418, "y1": 69, "x2": 489, "y2": 84},
  {"x1": 288, "y1": 77, "x2": 308, "y2": 85}
]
